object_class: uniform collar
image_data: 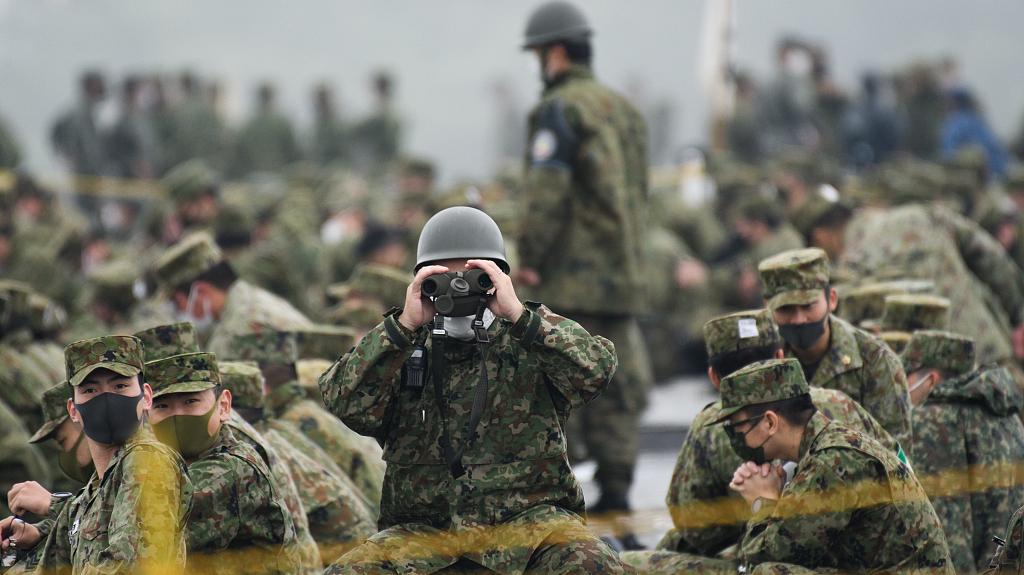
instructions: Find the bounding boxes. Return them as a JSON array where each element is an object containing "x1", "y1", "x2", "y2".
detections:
[
  {"x1": 797, "y1": 411, "x2": 832, "y2": 462},
  {"x1": 787, "y1": 315, "x2": 863, "y2": 386},
  {"x1": 544, "y1": 64, "x2": 593, "y2": 93}
]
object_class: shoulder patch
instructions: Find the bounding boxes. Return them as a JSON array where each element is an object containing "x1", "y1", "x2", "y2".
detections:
[
  {"x1": 531, "y1": 129, "x2": 558, "y2": 163},
  {"x1": 529, "y1": 98, "x2": 580, "y2": 169}
]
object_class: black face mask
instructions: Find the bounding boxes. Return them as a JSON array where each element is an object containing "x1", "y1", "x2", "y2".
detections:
[
  {"x1": 726, "y1": 416, "x2": 771, "y2": 464},
  {"x1": 779, "y1": 315, "x2": 827, "y2": 350},
  {"x1": 74, "y1": 391, "x2": 143, "y2": 445}
]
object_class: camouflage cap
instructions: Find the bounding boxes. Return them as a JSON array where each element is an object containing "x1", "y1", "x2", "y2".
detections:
[
  {"x1": 28, "y1": 293, "x2": 67, "y2": 338},
  {"x1": 297, "y1": 358, "x2": 332, "y2": 393},
  {"x1": 703, "y1": 309, "x2": 781, "y2": 359},
  {"x1": 153, "y1": 231, "x2": 223, "y2": 291},
  {"x1": 218, "y1": 361, "x2": 264, "y2": 410},
  {"x1": 837, "y1": 280, "x2": 935, "y2": 325},
  {"x1": 880, "y1": 294, "x2": 951, "y2": 332},
  {"x1": 325, "y1": 263, "x2": 410, "y2": 308},
  {"x1": 229, "y1": 330, "x2": 298, "y2": 365},
  {"x1": 294, "y1": 324, "x2": 358, "y2": 360},
  {"x1": 134, "y1": 322, "x2": 200, "y2": 363},
  {"x1": 713, "y1": 358, "x2": 810, "y2": 423},
  {"x1": 88, "y1": 260, "x2": 139, "y2": 309},
  {"x1": 147, "y1": 352, "x2": 221, "y2": 399},
  {"x1": 29, "y1": 382, "x2": 71, "y2": 444},
  {"x1": 65, "y1": 335, "x2": 145, "y2": 387},
  {"x1": 790, "y1": 188, "x2": 853, "y2": 238},
  {"x1": 162, "y1": 159, "x2": 220, "y2": 204},
  {"x1": 758, "y1": 248, "x2": 830, "y2": 311},
  {"x1": 880, "y1": 330, "x2": 912, "y2": 354},
  {"x1": 901, "y1": 330, "x2": 975, "y2": 376}
]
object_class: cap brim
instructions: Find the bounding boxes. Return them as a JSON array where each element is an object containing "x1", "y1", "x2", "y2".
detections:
[
  {"x1": 710, "y1": 405, "x2": 745, "y2": 425},
  {"x1": 69, "y1": 362, "x2": 141, "y2": 387},
  {"x1": 766, "y1": 289, "x2": 823, "y2": 312},
  {"x1": 152, "y1": 380, "x2": 218, "y2": 399},
  {"x1": 28, "y1": 416, "x2": 67, "y2": 444}
]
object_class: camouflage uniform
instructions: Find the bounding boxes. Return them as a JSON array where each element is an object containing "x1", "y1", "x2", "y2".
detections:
[
  {"x1": 902, "y1": 331, "x2": 1024, "y2": 573},
  {"x1": 759, "y1": 248, "x2": 913, "y2": 451},
  {"x1": 228, "y1": 105, "x2": 301, "y2": 178},
  {"x1": 33, "y1": 336, "x2": 193, "y2": 575},
  {"x1": 625, "y1": 310, "x2": 898, "y2": 572},
  {"x1": 841, "y1": 204, "x2": 1024, "y2": 364},
  {"x1": 988, "y1": 504, "x2": 1024, "y2": 574},
  {"x1": 147, "y1": 352, "x2": 302, "y2": 574},
  {"x1": 721, "y1": 359, "x2": 951, "y2": 571},
  {"x1": 836, "y1": 280, "x2": 935, "y2": 330},
  {"x1": 319, "y1": 303, "x2": 627, "y2": 573},
  {"x1": 0, "y1": 396, "x2": 51, "y2": 518},
  {"x1": 517, "y1": 63, "x2": 652, "y2": 507}
]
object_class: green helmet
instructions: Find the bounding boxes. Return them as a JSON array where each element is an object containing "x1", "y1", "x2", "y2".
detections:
[
  {"x1": 415, "y1": 206, "x2": 509, "y2": 273},
  {"x1": 522, "y1": 1, "x2": 592, "y2": 50}
]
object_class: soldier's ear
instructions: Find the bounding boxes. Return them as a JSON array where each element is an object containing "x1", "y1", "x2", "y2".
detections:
[
  {"x1": 708, "y1": 367, "x2": 720, "y2": 390},
  {"x1": 827, "y1": 287, "x2": 839, "y2": 313},
  {"x1": 67, "y1": 398, "x2": 80, "y2": 423}
]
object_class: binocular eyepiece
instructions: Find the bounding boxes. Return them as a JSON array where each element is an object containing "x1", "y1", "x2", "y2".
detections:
[{"x1": 421, "y1": 269, "x2": 493, "y2": 316}]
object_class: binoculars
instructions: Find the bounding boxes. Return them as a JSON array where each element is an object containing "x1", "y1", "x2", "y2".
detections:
[{"x1": 421, "y1": 270, "x2": 493, "y2": 316}]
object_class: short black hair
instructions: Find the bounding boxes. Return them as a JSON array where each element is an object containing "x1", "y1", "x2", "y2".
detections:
[
  {"x1": 559, "y1": 39, "x2": 592, "y2": 66},
  {"x1": 356, "y1": 222, "x2": 405, "y2": 261},
  {"x1": 802, "y1": 204, "x2": 854, "y2": 245},
  {"x1": 744, "y1": 394, "x2": 817, "y2": 427},
  {"x1": 710, "y1": 344, "x2": 783, "y2": 379}
]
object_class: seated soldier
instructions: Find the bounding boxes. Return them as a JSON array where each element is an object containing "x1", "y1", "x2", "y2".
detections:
[
  {"x1": 147, "y1": 351, "x2": 302, "y2": 573},
  {"x1": 319, "y1": 206, "x2": 627, "y2": 573}
]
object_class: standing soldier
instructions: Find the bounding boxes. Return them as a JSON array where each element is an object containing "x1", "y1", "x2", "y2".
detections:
[{"x1": 516, "y1": 2, "x2": 652, "y2": 538}]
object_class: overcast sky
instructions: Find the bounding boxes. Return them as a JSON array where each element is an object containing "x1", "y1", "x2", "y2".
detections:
[{"x1": 1, "y1": 0, "x2": 1021, "y2": 183}]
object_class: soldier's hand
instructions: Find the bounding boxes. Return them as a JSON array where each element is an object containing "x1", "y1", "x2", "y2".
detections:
[
  {"x1": 513, "y1": 267, "x2": 541, "y2": 287},
  {"x1": 729, "y1": 462, "x2": 784, "y2": 504},
  {"x1": 467, "y1": 259, "x2": 523, "y2": 323},
  {"x1": 398, "y1": 265, "x2": 449, "y2": 331},
  {"x1": 0, "y1": 516, "x2": 40, "y2": 553},
  {"x1": 674, "y1": 259, "x2": 708, "y2": 289},
  {"x1": 8, "y1": 482, "x2": 52, "y2": 517}
]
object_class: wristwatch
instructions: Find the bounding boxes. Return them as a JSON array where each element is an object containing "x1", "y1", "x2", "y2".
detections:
[{"x1": 751, "y1": 496, "x2": 766, "y2": 514}]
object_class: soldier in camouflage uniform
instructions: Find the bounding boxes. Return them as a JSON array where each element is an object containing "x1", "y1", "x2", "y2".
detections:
[
  {"x1": 515, "y1": 1, "x2": 652, "y2": 529},
  {"x1": 758, "y1": 248, "x2": 913, "y2": 450},
  {"x1": 228, "y1": 83, "x2": 302, "y2": 179},
  {"x1": 622, "y1": 309, "x2": 899, "y2": 572},
  {"x1": 0, "y1": 396, "x2": 51, "y2": 519},
  {"x1": 153, "y1": 231, "x2": 312, "y2": 358},
  {"x1": 836, "y1": 279, "x2": 934, "y2": 332},
  {"x1": 1, "y1": 335, "x2": 192, "y2": 574},
  {"x1": 146, "y1": 351, "x2": 302, "y2": 574},
  {"x1": 988, "y1": 503, "x2": 1024, "y2": 574},
  {"x1": 901, "y1": 331, "x2": 1024, "y2": 573},
  {"x1": 319, "y1": 206, "x2": 626, "y2": 573},
  {"x1": 875, "y1": 294, "x2": 953, "y2": 353},
  {"x1": 325, "y1": 263, "x2": 411, "y2": 335},
  {"x1": 720, "y1": 359, "x2": 951, "y2": 571}
]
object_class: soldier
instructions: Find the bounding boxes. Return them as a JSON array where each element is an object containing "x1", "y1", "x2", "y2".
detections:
[
  {"x1": 349, "y1": 71, "x2": 402, "y2": 173},
  {"x1": 319, "y1": 206, "x2": 627, "y2": 573},
  {"x1": 325, "y1": 263, "x2": 411, "y2": 335},
  {"x1": 133, "y1": 322, "x2": 323, "y2": 573},
  {"x1": 901, "y1": 331, "x2": 1024, "y2": 572},
  {"x1": 147, "y1": 351, "x2": 302, "y2": 573},
  {"x1": 516, "y1": 1, "x2": 652, "y2": 534},
  {"x1": 106, "y1": 74, "x2": 159, "y2": 180},
  {"x1": 158, "y1": 159, "x2": 223, "y2": 245},
  {"x1": 836, "y1": 279, "x2": 934, "y2": 332},
  {"x1": 720, "y1": 358, "x2": 952, "y2": 571},
  {"x1": 0, "y1": 397, "x2": 50, "y2": 520},
  {"x1": 622, "y1": 309, "x2": 899, "y2": 572},
  {"x1": 219, "y1": 360, "x2": 371, "y2": 568},
  {"x1": 309, "y1": 83, "x2": 350, "y2": 167},
  {"x1": 230, "y1": 329, "x2": 384, "y2": 515},
  {"x1": 153, "y1": 231, "x2": 312, "y2": 357},
  {"x1": 50, "y1": 70, "x2": 107, "y2": 178},
  {"x1": 228, "y1": 82, "x2": 301, "y2": 178},
  {"x1": 0, "y1": 335, "x2": 192, "y2": 574},
  {"x1": 758, "y1": 248, "x2": 912, "y2": 449}
]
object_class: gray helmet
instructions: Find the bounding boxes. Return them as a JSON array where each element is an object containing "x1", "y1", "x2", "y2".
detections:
[
  {"x1": 522, "y1": 1, "x2": 592, "y2": 50},
  {"x1": 416, "y1": 207, "x2": 509, "y2": 273}
]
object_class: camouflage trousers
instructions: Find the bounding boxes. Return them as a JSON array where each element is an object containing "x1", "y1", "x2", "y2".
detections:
[
  {"x1": 565, "y1": 313, "x2": 653, "y2": 504},
  {"x1": 324, "y1": 509, "x2": 630, "y2": 574},
  {"x1": 620, "y1": 550, "x2": 736, "y2": 574}
]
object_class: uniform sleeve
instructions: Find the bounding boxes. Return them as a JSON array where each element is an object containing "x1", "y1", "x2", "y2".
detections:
[
  {"x1": 517, "y1": 99, "x2": 581, "y2": 270},
  {"x1": 510, "y1": 304, "x2": 617, "y2": 409},
  {"x1": 740, "y1": 452, "x2": 858, "y2": 565},
  {"x1": 939, "y1": 207, "x2": 1024, "y2": 325},
  {"x1": 318, "y1": 315, "x2": 416, "y2": 439},
  {"x1": 83, "y1": 446, "x2": 188, "y2": 575},
  {"x1": 966, "y1": 409, "x2": 1024, "y2": 570},
  {"x1": 184, "y1": 456, "x2": 243, "y2": 552},
  {"x1": 860, "y1": 340, "x2": 913, "y2": 454},
  {"x1": 667, "y1": 420, "x2": 749, "y2": 555}
]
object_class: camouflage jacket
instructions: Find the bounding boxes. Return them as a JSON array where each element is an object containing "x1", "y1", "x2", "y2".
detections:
[
  {"x1": 785, "y1": 315, "x2": 912, "y2": 451},
  {"x1": 517, "y1": 65, "x2": 649, "y2": 315},
  {"x1": 0, "y1": 398, "x2": 50, "y2": 518},
  {"x1": 39, "y1": 426, "x2": 192, "y2": 575},
  {"x1": 256, "y1": 419, "x2": 376, "y2": 562},
  {"x1": 226, "y1": 413, "x2": 323, "y2": 573},
  {"x1": 739, "y1": 413, "x2": 953, "y2": 572},
  {"x1": 913, "y1": 366, "x2": 1024, "y2": 573},
  {"x1": 267, "y1": 382, "x2": 385, "y2": 512},
  {"x1": 661, "y1": 386, "x2": 899, "y2": 557},
  {"x1": 318, "y1": 303, "x2": 616, "y2": 530},
  {"x1": 842, "y1": 204, "x2": 1024, "y2": 363},
  {"x1": 185, "y1": 424, "x2": 301, "y2": 574},
  {"x1": 206, "y1": 280, "x2": 312, "y2": 358},
  {"x1": 988, "y1": 503, "x2": 1024, "y2": 574}
]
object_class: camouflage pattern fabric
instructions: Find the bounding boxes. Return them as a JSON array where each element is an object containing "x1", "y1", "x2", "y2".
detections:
[
  {"x1": 63, "y1": 334, "x2": 144, "y2": 387},
  {"x1": 153, "y1": 231, "x2": 223, "y2": 291},
  {"x1": 880, "y1": 294, "x2": 951, "y2": 333},
  {"x1": 206, "y1": 280, "x2": 312, "y2": 358},
  {"x1": 620, "y1": 549, "x2": 737, "y2": 574},
  {"x1": 146, "y1": 352, "x2": 220, "y2": 398},
  {"x1": 29, "y1": 381, "x2": 71, "y2": 443},
  {"x1": 758, "y1": 248, "x2": 831, "y2": 311},
  {"x1": 0, "y1": 398, "x2": 51, "y2": 518},
  {"x1": 219, "y1": 361, "x2": 265, "y2": 409},
  {"x1": 703, "y1": 309, "x2": 780, "y2": 358},
  {"x1": 837, "y1": 280, "x2": 934, "y2": 327},
  {"x1": 35, "y1": 426, "x2": 192, "y2": 575},
  {"x1": 319, "y1": 303, "x2": 624, "y2": 573},
  {"x1": 987, "y1": 503, "x2": 1024, "y2": 574},
  {"x1": 901, "y1": 330, "x2": 976, "y2": 375},
  {"x1": 912, "y1": 365, "x2": 1024, "y2": 573},
  {"x1": 134, "y1": 322, "x2": 200, "y2": 363},
  {"x1": 294, "y1": 324, "x2": 358, "y2": 362},
  {"x1": 715, "y1": 358, "x2": 809, "y2": 421},
  {"x1": 737, "y1": 413, "x2": 953, "y2": 571},
  {"x1": 163, "y1": 159, "x2": 219, "y2": 205},
  {"x1": 184, "y1": 424, "x2": 302, "y2": 574},
  {"x1": 659, "y1": 385, "x2": 899, "y2": 558}
]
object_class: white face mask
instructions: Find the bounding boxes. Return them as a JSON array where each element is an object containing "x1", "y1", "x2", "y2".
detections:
[
  {"x1": 443, "y1": 309, "x2": 496, "y2": 341},
  {"x1": 178, "y1": 283, "x2": 214, "y2": 333},
  {"x1": 320, "y1": 218, "x2": 351, "y2": 246}
]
